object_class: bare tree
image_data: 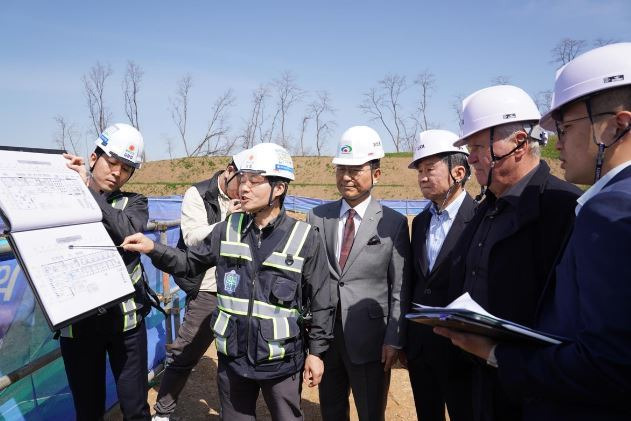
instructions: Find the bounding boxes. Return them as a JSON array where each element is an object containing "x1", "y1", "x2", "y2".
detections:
[
  {"x1": 534, "y1": 90, "x2": 553, "y2": 114},
  {"x1": 550, "y1": 38, "x2": 587, "y2": 65},
  {"x1": 122, "y1": 60, "x2": 143, "y2": 130},
  {"x1": 241, "y1": 85, "x2": 269, "y2": 148},
  {"x1": 593, "y1": 38, "x2": 619, "y2": 47},
  {"x1": 491, "y1": 75, "x2": 512, "y2": 85},
  {"x1": 414, "y1": 70, "x2": 436, "y2": 132},
  {"x1": 191, "y1": 89, "x2": 237, "y2": 156},
  {"x1": 83, "y1": 62, "x2": 112, "y2": 137},
  {"x1": 360, "y1": 74, "x2": 408, "y2": 152},
  {"x1": 451, "y1": 94, "x2": 466, "y2": 132},
  {"x1": 298, "y1": 114, "x2": 311, "y2": 156},
  {"x1": 309, "y1": 91, "x2": 335, "y2": 156},
  {"x1": 53, "y1": 115, "x2": 80, "y2": 155},
  {"x1": 170, "y1": 75, "x2": 193, "y2": 156},
  {"x1": 272, "y1": 71, "x2": 305, "y2": 147}
]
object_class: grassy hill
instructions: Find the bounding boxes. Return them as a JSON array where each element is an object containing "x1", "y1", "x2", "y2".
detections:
[{"x1": 130, "y1": 147, "x2": 566, "y2": 200}]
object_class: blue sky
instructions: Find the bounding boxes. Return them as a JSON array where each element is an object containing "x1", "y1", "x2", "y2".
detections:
[{"x1": 1, "y1": 0, "x2": 630, "y2": 160}]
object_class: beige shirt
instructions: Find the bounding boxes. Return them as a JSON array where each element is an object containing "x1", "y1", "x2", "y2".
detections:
[{"x1": 180, "y1": 181, "x2": 231, "y2": 291}]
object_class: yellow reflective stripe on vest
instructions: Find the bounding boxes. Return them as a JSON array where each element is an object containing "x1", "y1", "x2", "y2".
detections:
[
  {"x1": 262, "y1": 253, "x2": 304, "y2": 273},
  {"x1": 59, "y1": 325, "x2": 73, "y2": 338},
  {"x1": 272, "y1": 317, "x2": 290, "y2": 340},
  {"x1": 262, "y1": 221, "x2": 310, "y2": 273},
  {"x1": 268, "y1": 341, "x2": 285, "y2": 360},
  {"x1": 111, "y1": 197, "x2": 140, "y2": 332},
  {"x1": 213, "y1": 311, "x2": 232, "y2": 356},
  {"x1": 220, "y1": 214, "x2": 253, "y2": 261},
  {"x1": 110, "y1": 196, "x2": 129, "y2": 210},
  {"x1": 220, "y1": 241, "x2": 253, "y2": 261},
  {"x1": 217, "y1": 294, "x2": 299, "y2": 319}
]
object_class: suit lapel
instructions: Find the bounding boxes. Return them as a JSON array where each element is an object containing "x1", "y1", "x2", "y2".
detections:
[
  {"x1": 342, "y1": 198, "x2": 381, "y2": 275},
  {"x1": 430, "y1": 195, "x2": 475, "y2": 275},
  {"x1": 415, "y1": 210, "x2": 431, "y2": 278},
  {"x1": 324, "y1": 200, "x2": 343, "y2": 275}
]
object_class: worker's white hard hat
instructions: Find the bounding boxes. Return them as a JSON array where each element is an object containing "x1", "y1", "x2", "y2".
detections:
[
  {"x1": 332, "y1": 126, "x2": 385, "y2": 166},
  {"x1": 408, "y1": 130, "x2": 468, "y2": 169},
  {"x1": 454, "y1": 85, "x2": 541, "y2": 147},
  {"x1": 95, "y1": 123, "x2": 144, "y2": 169},
  {"x1": 239, "y1": 143, "x2": 295, "y2": 181},
  {"x1": 540, "y1": 42, "x2": 631, "y2": 131}
]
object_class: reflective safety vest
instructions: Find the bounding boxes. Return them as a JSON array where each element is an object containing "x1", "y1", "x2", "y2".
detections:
[
  {"x1": 60, "y1": 196, "x2": 145, "y2": 337},
  {"x1": 211, "y1": 213, "x2": 311, "y2": 375}
]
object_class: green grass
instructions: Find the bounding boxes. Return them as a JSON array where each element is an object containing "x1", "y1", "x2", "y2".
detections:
[
  {"x1": 385, "y1": 152, "x2": 413, "y2": 158},
  {"x1": 541, "y1": 135, "x2": 560, "y2": 159}
]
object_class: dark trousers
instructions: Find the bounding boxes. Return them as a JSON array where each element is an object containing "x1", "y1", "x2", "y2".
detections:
[
  {"x1": 408, "y1": 355, "x2": 473, "y2": 421},
  {"x1": 154, "y1": 291, "x2": 217, "y2": 416},
  {"x1": 59, "y1": 320, "x2": 150, "y2": 421},
  {"x1": 319, "y1": 319, "x2": 390, "y2": 421},
  {"x1": 217, "y1": 363, "x2": 303, "y2": 421}
]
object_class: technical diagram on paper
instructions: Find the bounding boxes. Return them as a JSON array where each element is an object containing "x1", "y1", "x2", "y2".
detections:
[
  {"x1": 10, "y1": 222, "x2": 134, "y2": 328},
  {"x1": 0, "y1": 150, "x2": 101, "y2": 231}
]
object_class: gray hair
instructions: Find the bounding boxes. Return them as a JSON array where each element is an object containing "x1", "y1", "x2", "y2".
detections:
[{"x1": 494, "y1": 122, "x2": 541, "y2": 158}]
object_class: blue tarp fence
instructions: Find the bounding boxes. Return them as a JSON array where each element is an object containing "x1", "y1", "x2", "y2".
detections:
[{"x1": 0, "y1": 194, "x2": 427, "y2": 420}]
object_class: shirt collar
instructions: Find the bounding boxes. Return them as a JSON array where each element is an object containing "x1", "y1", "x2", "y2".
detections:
[
  {"x1": 217, "y1": 179, "x2": 230, "y2": 202},
  {"x1": 429, "y1": 190, "x2": 467, "y2": 219},
  {"x1": 340, "y1": 195, "x2": 372, "y2": 219},
  {"x1": 576, "y1": 160, "x2": 631, "y2": 215}
]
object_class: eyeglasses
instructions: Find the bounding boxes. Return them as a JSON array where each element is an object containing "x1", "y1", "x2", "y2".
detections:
[
  {"x1": 238, "y1": 172, "x2": 268, "y2": 187},
  {"x1": 335, "y1": 165, "x2": 371, "y2": 178},
  {"x1": 555, "y1": 112, "x2": 617, "y2": 140}
]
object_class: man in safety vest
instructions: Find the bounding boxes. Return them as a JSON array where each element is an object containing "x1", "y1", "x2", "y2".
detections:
[
  {"x1": 153, "y1": 151, "x2": 244, "y2": 421},
  {"x1": 123, "y1": 143, "x2": 333, "y2": 421},
  {"x1": 63, "y1": 123, "x2": 156, "y2": 420}
]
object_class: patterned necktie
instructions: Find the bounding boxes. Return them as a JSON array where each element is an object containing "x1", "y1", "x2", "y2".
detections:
[{"x1": 339, "y1": 209, "x2": 356, "y2": 270}]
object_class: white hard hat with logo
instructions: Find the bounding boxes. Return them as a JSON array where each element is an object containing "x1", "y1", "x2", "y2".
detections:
[
  {"x1": 540, "y1": 42, "x2": 631, "y2": 131},
  {"x1": 409, "y1": 130, "x2": 468, "y2": 169},
  {"x1": 332, "y1": 126, "x2": 385, "y2": 166},
  {"x1": 95, "y1": 123, "x2": 145, "y2": 169},
  {"x1": 454, "y1": 85, "x2": 541, "y2": 146},
  {"x1": 239, "y1": 143, "x2": 295, "y2": 181}
]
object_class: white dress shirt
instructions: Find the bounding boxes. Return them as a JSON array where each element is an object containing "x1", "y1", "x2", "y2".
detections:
[
  {"x1": 335, "y1": 196, "x2": 372, "y2": 262},
  {"x1": 575, "y1": 160, "x2": 631, "y2": 215},
  {"x1": 180, "y1": 181, "x2": 231, "y2": 291},
  {"x1": 425, "y1": 190, "x2": 466, "y2": 272}
]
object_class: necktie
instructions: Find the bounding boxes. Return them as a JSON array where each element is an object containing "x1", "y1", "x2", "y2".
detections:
[{"x1": 338, "y1": 209, "x2": 356, "y2": 270}]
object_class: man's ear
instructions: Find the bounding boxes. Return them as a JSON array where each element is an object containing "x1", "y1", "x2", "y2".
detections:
[
  {"x1": 513, "y1": 131, "x2": 529, "y2": 158},
  {"x1": 88, "y1": 152, "x2": 98, "y2": 169},
  {"x1": 452, "y1": 165, "x2": 466, "y2": 183},
  {"x1": 615, "y1": 111, "x2": 631, "y2": 138},
  {"x1": 273, "y1": 181, "x2": 287, "y2": 199},
  {"x1": 372, "y1": 167, "x2": 382, "y2": 183}
]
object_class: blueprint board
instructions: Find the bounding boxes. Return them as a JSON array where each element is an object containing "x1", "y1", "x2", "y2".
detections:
[{"x1": 0, "y1": 147, "x2": 134, "y2": 330}]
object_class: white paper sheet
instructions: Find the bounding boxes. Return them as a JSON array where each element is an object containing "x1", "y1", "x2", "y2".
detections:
[
  {"x1": 10, "y1": 222, "x2": 135, "y2": 328},
  {"x1": 0, "y1": 150, "x2": 101, "y2": 231}
]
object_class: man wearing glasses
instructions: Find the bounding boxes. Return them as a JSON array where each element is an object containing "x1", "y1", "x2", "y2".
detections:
[
  {"x1": 307, "y1": 126, "x2": 411, "y2": 421},
  {"x1": 123, "y1": 143, "x2": 333, "y2": 420},
  {"x1": 443, "y1": 85, "x2": 581, "y2": 420},
  {"x1": 437, "y1": 42, "x2": 631, "y2": 420}
]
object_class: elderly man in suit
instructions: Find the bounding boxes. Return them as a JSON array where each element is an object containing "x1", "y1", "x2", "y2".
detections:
[
  {"x1": 402, "y1": 130, "x2": 476, "y2": 421},
  {"x1": 437, "y1": 42, "x2": 631, "y2": 421},
  {"x1": 307, "y1": 126, "x2": 410, "y2": 421}
]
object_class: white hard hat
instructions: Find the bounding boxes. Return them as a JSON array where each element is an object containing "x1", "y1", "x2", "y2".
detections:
[
  {"x1": 454, "y1": 85, "x2": 541, "y2": 146},
  {"x1": 408, "y1": 130, "x2": 468, "y2": 169},
  {"x1": 95, "y1": 123, "x2": 144, "y2": 169},
  {"x1": 239, "y1": 143, "x2": 295, "y2": 181},
  {"x1": 540, "y1": 42, "x2": 631, "y2": 131},
  {"x1": 332, "y1": 126, "x2": 385, "y2": 166},
  {"x1": 231, "y1": 149, "x2": 250, "y2": 170}
]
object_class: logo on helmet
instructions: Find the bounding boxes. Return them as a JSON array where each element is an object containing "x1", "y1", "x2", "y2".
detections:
[
  {"x1": 99, "y1": 133, "x2": 110, "y2": 146},
  {"x1": 340, "y1": 145, "x2": 352, "y2": 154},
  {"x1": 503, "y1": 113, "x2": 517, "y2": 119}
]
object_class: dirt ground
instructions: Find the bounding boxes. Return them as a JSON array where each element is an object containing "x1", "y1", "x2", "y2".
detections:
[{"x1": 106, "y1": 346, "x2": 424, "y2": 421}]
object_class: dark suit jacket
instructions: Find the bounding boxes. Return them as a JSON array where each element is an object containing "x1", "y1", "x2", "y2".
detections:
[
  {"x1": 448, "y1": 161, "x2": 582, "y2": 420},
  {"x1": 406, "y1": 193, "x2": 476, "y2": 364},
  {"x1": 497, "y1": 165, "x2": 631, "y2": 421},
  {"x1": 307, "y1": 198, "x2": 411, "y2": 365}
]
